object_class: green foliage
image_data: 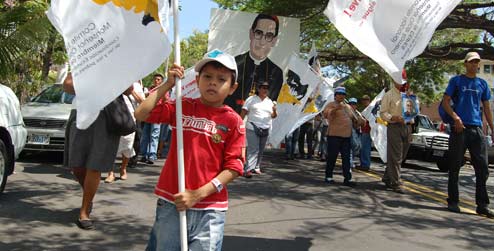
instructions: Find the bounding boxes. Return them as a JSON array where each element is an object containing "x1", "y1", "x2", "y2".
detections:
[
  {"x1": 0, "y1": 0, "x2": 66, "y2": 100},
  {"x1": 142, "y1": 30, "x2": 209, "y2": 88}
]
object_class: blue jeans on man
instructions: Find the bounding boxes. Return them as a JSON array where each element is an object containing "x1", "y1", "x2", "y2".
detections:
[
  {"x1": 325, "y1": 136, "x2": 352, "y2": 183},
  {"x1": 146, "y1": 199, "x2": 225, "y2": 251},
  {"x1": 140, "y1": 122, "x2": 160, "y2": 162},
  {"x1": 447, "y1": 126, "x2": 490, "y2": 207},
  {"x1": 285, "y1": 128, "x2": 300, "y2": 160},
  {"x1": 360, "y1": 133, "x2": 372, "y2": 169}
]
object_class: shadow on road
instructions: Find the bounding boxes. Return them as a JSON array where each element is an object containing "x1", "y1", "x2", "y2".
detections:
[{"x1": 223, "y1": 235, "x2": 312, "y2": 250}]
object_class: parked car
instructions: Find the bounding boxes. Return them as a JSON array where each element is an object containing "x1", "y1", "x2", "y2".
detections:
[
  {"x1": 0, "y1": 84, "x2": 27, "y2": 194},
  {"x1": 406, "y1": 114, "x2": 450, "y2": 171},
  {"x1": 21, "y1": 84, "x2": 74, "y2": 153}
]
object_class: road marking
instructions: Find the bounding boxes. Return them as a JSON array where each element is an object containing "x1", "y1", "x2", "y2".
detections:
[{"x1": 354, "y1": 169, "x2": 493, "y2": 221}]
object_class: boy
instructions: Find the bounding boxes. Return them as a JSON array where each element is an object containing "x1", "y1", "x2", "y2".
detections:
[{"x1": 135, "y1": 49, "x2": 245, "y2": 250}]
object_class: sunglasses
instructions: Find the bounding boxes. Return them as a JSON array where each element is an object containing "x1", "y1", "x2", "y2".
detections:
[{"x1": 259, "y1": 86, "x2": 269, "y2": 89}]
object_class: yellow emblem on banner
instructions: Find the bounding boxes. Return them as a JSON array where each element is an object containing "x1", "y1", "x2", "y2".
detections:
[
  {"x1": 277, "y1": 84, "x2": 300, "y2": 105},
  {"x1": 92, "y1": 0, "x2": 158, "y2": 22}
]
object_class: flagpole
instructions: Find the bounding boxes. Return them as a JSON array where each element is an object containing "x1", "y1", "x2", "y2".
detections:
[{"x1": 172, "y1": 0, "x2": 187, "y2": 250}]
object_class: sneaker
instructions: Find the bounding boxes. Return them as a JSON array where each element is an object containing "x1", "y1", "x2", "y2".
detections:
[
  {"x1": 146, "y1": 160, "x2": 154, "y2": 165},
  {"x1": 343, "y1": 180, "x2": 357, "y2": 187},
  {"x1": 447, "y1": 203, "x2": 461, "y2": 213},
  {"x1": 139, "y1": 157, "x2": 147, "y2": 163},
  {"x1": 253, "y1": 169, "x2": 262, "y2": 174},
  {"x1": 476, "y1": 207, "x2": 494, "y2": 218},
  {"x1": 324, "y1": 178, "x2": 335, "y2": 184}
]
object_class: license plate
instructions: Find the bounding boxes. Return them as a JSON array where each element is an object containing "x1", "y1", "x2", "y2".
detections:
[
  {"x1": 28, "y1": 134, "x2": 49, "y2": 145},
  {"x1": 433, "y1": 150, "x2": 444, "y2": 157}
]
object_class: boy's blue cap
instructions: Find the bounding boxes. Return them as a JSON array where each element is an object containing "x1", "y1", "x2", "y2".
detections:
[
  {"x1": 195, "y1": 49, "x2": 238, "y2": 81},
  {"x1": 334, "y1": 86, "x2": 346, "y2": 95},
  {"x1": 348, "y1": 97, "x2": 358, "y2": 104}
]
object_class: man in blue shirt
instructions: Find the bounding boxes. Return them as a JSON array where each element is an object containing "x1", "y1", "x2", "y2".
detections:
[{"x1": 442, "y1": 51, "x2": 494, "y2": 218}]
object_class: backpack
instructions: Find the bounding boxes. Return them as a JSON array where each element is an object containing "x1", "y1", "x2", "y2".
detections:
[{"x1": 438, "y1": 77, "x2": 459, "y2": 124}]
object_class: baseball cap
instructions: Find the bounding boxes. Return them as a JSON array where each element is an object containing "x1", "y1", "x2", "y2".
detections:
[
  {"x1": 334, "y1": 86, "x2": 346, "y2": 95},
  {"x1": 194, "y1": 49, "x2": 238, "y2": 80},
  {"x1": 464, "y1": 51, "x2": 481, "y2": 62},
  {"x1": 348, "y1": 97, "x2": 358, "y2": 104}
]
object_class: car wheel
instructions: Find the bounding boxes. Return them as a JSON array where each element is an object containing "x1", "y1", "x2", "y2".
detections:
[{"x1": 0, "y1": 140, "x2": 8, "y2": 194}]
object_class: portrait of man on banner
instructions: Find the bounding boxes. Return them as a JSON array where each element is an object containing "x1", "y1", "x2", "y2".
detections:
[
  {"x1": 208, "y1": 9, "x2": 300, "y2": 114},
  {"x1": 402, "y1": 93, "x2": 419, "y2": 123}
]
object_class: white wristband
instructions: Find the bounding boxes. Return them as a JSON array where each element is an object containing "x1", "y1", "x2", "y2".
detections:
[{"x1": 211, "y1": 178, "x2": 223, "y2": 193}]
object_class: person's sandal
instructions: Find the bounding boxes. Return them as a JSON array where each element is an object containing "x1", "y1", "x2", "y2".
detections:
[
  {"x1": 105, "y1": 175, "x2": 115, "y2": 183},
  {"x1": 76, "y1": 218, "x2": 94, "y2": 230}
]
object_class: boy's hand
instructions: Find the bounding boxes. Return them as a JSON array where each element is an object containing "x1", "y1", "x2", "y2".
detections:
[
  {"x1": 165, "y1": 64, "x2": 185, "y2": 87},
  {"x1": 173, "y1": 190, "x2": 203, "y2": 211}
]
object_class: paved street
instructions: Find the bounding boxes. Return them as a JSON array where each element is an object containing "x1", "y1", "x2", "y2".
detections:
[{"x1": 1, "y1": 150, "x2": 494, "y2": 251}]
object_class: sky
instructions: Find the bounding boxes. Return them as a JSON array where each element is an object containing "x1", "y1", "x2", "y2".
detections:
[{"x1": 173, "y1": 0, "x2": 219, "y2": 39}]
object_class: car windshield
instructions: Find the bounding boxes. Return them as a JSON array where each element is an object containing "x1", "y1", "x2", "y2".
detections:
[
  {"x1": 32, "y1": 85, "x2": 74, "y2": 104},
  {"x1": 416, "y1": 115, "x2": 435, "y2": 130}
]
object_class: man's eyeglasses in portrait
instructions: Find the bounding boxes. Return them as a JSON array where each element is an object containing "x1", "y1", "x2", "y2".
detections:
[{"x1": 253, "y1": 29, "x2": 275, "y2": 42}]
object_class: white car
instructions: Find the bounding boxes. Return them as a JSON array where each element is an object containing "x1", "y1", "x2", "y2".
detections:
[
  {"x1": 407, "y1": 114, "x2": 450, "y2": 171},
  {"x1": 21, "y1": 84, "x2": 74, "y2": 152},
  {"x1": 0, "y1": 84, "x2": 27, "y2": 194}
]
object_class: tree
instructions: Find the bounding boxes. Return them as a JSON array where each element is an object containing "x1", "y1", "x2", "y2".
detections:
[
  {"x1": 213, "y1": 0, "x2": 491, "y2": 103},
  {"x1": 0, "y1": 0, "x2": 66, "y2": 100},
  {"x1": 141, "y1": 30, "x2": 209, "y2": 87}
]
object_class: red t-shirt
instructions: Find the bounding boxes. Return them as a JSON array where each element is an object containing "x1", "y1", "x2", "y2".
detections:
[{"x1": 146, "y1": 98, "x2": 246, "y2": 210}]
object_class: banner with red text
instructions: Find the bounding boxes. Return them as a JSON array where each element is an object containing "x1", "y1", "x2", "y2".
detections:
[
  {"x1": 47, "y1": 0, "x2": 171, "y2": 129},
  {"x1": 324, "y1": 0, "x2": 460, "y2": 84}
]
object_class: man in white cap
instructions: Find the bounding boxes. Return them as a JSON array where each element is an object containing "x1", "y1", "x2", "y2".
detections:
[
  {"x1": 380, "y1": 70, "x2": 412, "y2": 194},
  {"x1": 442, "y1": 51, "x2": 494, "y2": 218}
]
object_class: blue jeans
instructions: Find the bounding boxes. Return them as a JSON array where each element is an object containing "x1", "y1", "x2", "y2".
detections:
[
  {"x1": 447, "y1": 126, "x2": 490, "y2": 207},
  {"x1": 326, "y1": 136, "x2": 352, "y2": 181},
  {"x1": 146, "y1": 199, "x2": 226, "y2": 251},
  {"x1": 318, "y1": 126, "x2": 328, "y2": 159},
  {"x1": 360, "y1": 133, "x2": 372, "y2": 168},
  {"x1": 285, "y1": 128, "x2": 300, "y2": 158},
  {"x1": 160, "y1": 124, "x2": 171, "y2": 157},
  {"x1": 140, "y1": 122, "x2": 160, "y2": 161}
]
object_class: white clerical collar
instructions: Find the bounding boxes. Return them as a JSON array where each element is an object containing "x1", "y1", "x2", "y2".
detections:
[{"x1": 249, "y1": 51, "x2": 267, "y2": 65}]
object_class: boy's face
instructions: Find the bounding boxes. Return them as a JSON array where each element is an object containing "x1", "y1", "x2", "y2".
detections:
[{"x1": 196, "y1": 64, "x2": 238, "y2": 107}]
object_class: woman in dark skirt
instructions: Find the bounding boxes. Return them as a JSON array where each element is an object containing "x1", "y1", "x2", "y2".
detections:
[{"x1": 63, "y1": 74, "x2": 119, "y2": 230}]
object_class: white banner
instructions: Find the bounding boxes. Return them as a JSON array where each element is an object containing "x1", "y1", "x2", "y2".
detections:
[
  {"x1": 362, "y1": 89, "x2": 387, "y2": 163},
  {"x1": 268, "y1": 54, "x2": 322, "y2": 146},
  {"x1": 170, "y1": 67, "x2": 200, "y2": 100},
  {"x1": 47, "y1": 0, "x2": 171, "y2": 129},
  {"x1": 324, "y1": 0, "x2": 461, "y2": 83}
]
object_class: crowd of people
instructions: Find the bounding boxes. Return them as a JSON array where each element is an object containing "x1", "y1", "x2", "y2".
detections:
[{"x1": 62, "y1": 45, "x2": 494, "y2": 250}]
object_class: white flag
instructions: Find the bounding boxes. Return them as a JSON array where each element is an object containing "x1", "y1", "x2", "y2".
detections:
[
  {"x1": 324, "y1": 0, "x2": 460, "y2": 83},
  {"x1": 362, "y1": 89, "x2": 387, "y2": 162},
  {"x1": 169, "y1": 67, "x2": 201, "y2": 100},
  {"x1": 47, "y1": 0, "x2": 171, "y2": 129},
  {"x1": 269, "y1": 54, "x2": 322, "y2": 146}
]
